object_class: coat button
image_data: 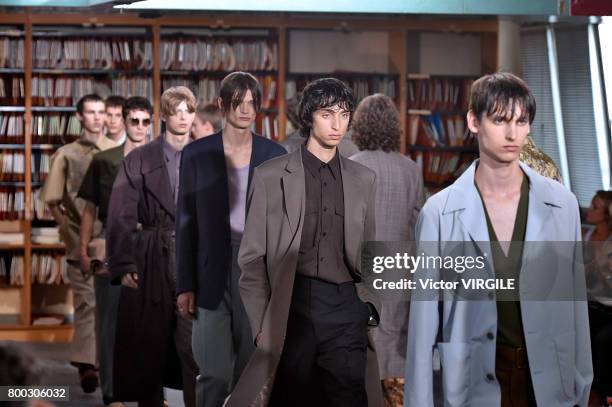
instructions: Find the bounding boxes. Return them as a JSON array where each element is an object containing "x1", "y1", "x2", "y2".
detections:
[
  {"x1": 486, "y1": 373, "x2": 495, "y2": 381},
  {"x1": 486, "y1": 332, "x2": 494, "y2": 340}
]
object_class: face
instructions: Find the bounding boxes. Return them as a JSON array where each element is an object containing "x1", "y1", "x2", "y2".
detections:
[
  {"x1": 105, "y1": 106, "x2": 124, "y2": 136},
  {"x1": 468, "y1": 104, "x2": 530, "y2": 165},
  {"x1": 125, "y1": 109, "x2": 152, "y2": 144},
  {"x1": 77, "y1": 101, "x2": 106, "y2": 135},
  {"x1": 163, "y1": 101, "x2": 195, "y2": 136},
  {"x1": 586, "y1": 196, "x2": 607, "y2": 225},
  {"x1": 191, "y1": 116, "x2": 215, "y2": 140},
  {"x1": 221, "y1": 89, "x2": 256, "y2": 130},
  {"x1": 309, "y1": 104, "x2": 350, "y2": 149}
]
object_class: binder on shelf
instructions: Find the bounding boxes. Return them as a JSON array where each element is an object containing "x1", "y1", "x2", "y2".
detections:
[
  {"x1": 0, "y1": 37, "x2": 25, "y2": 69},
  {"x1": 33, "y1": 37, "x2": 153, "y2": 71},
  {"x1": 0, "y1": 114, "x2": 24, "y2": 144},
  {"x1": 285, "y1": 74, "x2": 398, "y2": 104},
  {"x1": 8, "y1": 254, "x2": 23, "y2": 286},
  {"x1": 31, "y1": 252, "x2": 68, "y2": 285},
  {"x1": 160, "y1": 37, "x2": 278, "y2": 72}
]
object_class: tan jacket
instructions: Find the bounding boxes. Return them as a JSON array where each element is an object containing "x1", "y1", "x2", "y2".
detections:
[{"x1": 40, "y1": 135, "x2": 116, "y2": 258}]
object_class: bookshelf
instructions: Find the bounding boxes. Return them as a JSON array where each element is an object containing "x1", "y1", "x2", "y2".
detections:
[
  {"x1": 159, "y1": 27, "x2": 281, "y2": 140},
  {"x1": 0, "y1": 11, "x2": 498, "y2": 341},
  {"x1": 405, "y1": 75, "x2": 479, "y2": 193}
]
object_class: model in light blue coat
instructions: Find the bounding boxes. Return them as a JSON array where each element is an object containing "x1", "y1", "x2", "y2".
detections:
[{"x1": 405, "y1": 160, "x2": 593, "y2": 407}]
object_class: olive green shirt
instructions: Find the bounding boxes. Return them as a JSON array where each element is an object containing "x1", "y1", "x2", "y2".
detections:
[
  {"x1": 77, "y1": 143, "x2": 125, "y2": 226},
  {"x1": 476, "y1": 174, "x2": 529, "y2": 348}
]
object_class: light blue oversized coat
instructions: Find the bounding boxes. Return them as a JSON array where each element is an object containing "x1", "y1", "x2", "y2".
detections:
[{"x1": 405, "y1": 160, "x2": 593, "y2": 407}]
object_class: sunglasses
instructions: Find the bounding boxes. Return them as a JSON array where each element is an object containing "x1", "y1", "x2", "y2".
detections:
[{"x1": 128, "y1": 118, "x2": 152, "y2": 126}]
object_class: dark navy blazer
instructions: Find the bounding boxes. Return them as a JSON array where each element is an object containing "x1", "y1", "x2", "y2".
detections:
[{"x1": 175, "y1": 131, "x2": 287, "y2": 310}]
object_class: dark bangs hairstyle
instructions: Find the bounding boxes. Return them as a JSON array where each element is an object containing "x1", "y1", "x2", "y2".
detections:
[
  {"x1": 298, "y1": 77, "x2": 356, "y2": 138},
  {"x1": 76, "y1": 94, "x2": 104, "y2": 115},
  {"x1": 352, "y1": 93, "x2": 400, "y2": 152},
  {"x1": 469, "y1": 72, "x2": 536, "y2": 124},
  {"x1": 219, "y1": 71, "x2": 262, "y2": 113},
  {"x1": 122, "y1": 96, "x2": 153, "y2": 120}
]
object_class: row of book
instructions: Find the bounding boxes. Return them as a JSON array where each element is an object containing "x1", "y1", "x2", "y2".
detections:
[
  {"x1": 32, "y1": 113, "x2": 81, "y2": 144},
  {"x1": 0, "y1": 188, "x2": 56, "y2": 220},
  {"x1": 31, "y1": 151, "x2": 51, "y2": 183},
  {"x1": 162, "y1": 75, "x2": 277, "y2": 108},
  {"x1": 406, "y1": 113, "x2": 474, "y2": 147},
  {"x1": 0, "y1": 255, "x2": 24, "y2": 286},
  {"x1": 0, "y1": 76, "x2": 25, "y2": 104},
  {"x1": 33, "y1": 38, "x2": 153, "y2": 70},
  {"x1": 0, "y1": 187, "x2": 25, "y2": 220},
  {"x1": 0, "y1": 114, "x2": 24, "y2": 144},
  {"x1": 285, "y1": 76, "x2": 398, "y2": 102},
  {"x1": 160, "y1": 38, "x2": 278, "y2": 72},
  {"x1": 0, "y1": 253, "x2": 69, "y2": 286},
  {"x1": 31, "y1": 75, "x2": 152, "y2": 106},
  {"x1": 31, "y1": 252, "x2": 69, "y2": 285},
  {"x1": 407, "y1": 77, "x2": 473, "y2": 111},
  {"x1": 0, "y1": 37, "x2": 24, "y2": 68},
  {"x1": 411, "y1": 151, "x2": 474, "y2": 185},
  {"x1": 0, "y1": 150, "x2": 25, "y2": 182}
]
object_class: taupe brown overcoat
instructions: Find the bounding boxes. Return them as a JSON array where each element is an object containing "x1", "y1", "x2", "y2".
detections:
[{"x1": 227, "y1": 148, "x2": 383, "y2": 407}]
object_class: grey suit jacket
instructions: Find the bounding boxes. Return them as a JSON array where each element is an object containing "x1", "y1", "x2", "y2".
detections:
[
  {"x1": 350, "y1": 150, "x2": 425, "y2": 379},
  {"x1": 405, "y1": 160, "x2": 593, "y2": 407}
]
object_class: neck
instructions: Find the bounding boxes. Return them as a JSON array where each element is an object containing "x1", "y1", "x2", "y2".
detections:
[
  {"x1": 82, "y1": 130, "x2": 103, "y2": 145},
  {"x1": 475, "y1": 157, "x2": 523, "y2": 195},
  {"x1": 165, "y1": 131, "x2": 190, "y2": 151},
  {"x1": 107, "y1": 130, "x2": 124, "y2": 142},
  {"x1": 222, "y1": 124, "x2": 252, "y2": 147},
  {"x1": 123, "y1": 138, "x2": 145, "y2": 156},
  {"x1": 306, "y1": 136, "x2": 336, "y2": 163}
]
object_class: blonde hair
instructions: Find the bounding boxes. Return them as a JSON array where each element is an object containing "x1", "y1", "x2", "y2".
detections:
[{"x1": 160, "y1": 86, "x2": 196, "y2": 117}]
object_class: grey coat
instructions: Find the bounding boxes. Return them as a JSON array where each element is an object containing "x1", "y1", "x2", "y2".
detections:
[{"x1": 350, "y1": 150, "x2": 425, "y2": 379}]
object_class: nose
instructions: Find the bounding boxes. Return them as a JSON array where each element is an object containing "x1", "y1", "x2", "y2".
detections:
[
  {"x1": 505, "y1": 122, "x2": 517, "y2": 141},
  {"x1": 331, "y1": 114, "x2": 340, "y2": 131},
  {"x1": 239, "y1": 101, "x2": 249, "y2": 114}
]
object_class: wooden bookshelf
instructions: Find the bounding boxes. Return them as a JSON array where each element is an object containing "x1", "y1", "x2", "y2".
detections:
[{"x1": 0, "y1": 11, "x2": 499, "y2": 341}]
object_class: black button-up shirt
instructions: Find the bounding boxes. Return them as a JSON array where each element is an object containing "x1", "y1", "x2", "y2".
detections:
[{"x1": 296, "y1": 146, "x2": 352, "y2": 283}]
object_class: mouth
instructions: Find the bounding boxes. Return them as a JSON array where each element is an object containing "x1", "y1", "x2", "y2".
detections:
[
  {"x1": 502, "y1": 146, "x2": 519, "y2": 152},
  {"x1": 238, "y1": 117, "x2": 251, "y2": 121}
]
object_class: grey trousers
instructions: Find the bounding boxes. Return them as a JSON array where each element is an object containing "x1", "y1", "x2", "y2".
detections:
[
  {"x1": 94, "y1": 274, "x2": 122, "y2": 402},
  {"x1": 191, "y1": 245, "x2": 255, "y2": 407}
]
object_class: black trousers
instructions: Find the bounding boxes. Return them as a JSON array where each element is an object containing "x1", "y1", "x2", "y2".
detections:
[{"x1": 270, "y1": 275, "x2": 369, "y2": 407}]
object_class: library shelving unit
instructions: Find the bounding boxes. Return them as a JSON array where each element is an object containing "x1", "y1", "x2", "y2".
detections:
[
  {"x1": 159, "y1": 27, "x2": 281, "y2": 140},
  {"x1": 0, "y1": 11, "x2": 498, "y2": 341},
  {"x1": 404, "y1": 74, "x2": 480, "y2": 193}
]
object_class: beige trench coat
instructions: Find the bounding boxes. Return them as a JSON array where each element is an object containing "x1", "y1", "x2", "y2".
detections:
[{"x1": 228, "y1": 149, "x2": 383, "y2": 407}]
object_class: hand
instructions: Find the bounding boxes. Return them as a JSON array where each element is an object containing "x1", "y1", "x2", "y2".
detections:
[
  {"x1": 121, "y1": 272, "x2": 139, "y2": 289},
  {"x1": 80, "y1": 252, "x2": 91, "y2": 274},
  {"x1": 177, "y1": 292, "x2": 195, "y2": 316},
  {"x1": 255, "y1": 332, "x2": 262, "y2": 347}
]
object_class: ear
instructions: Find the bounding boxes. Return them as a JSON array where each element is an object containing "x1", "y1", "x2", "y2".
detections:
[
  {"x1": 217, "y1": 97, "x2": 224, "y2": 111},
  {"x1": 76, "y1": 111, "x2": 83, "y2": 122},
  {"x1": 466, "y1": 110, "x2": 480, "y2": 135}
]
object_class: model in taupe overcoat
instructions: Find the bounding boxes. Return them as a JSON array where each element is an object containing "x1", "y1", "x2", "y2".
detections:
[{"x1": 226, "y1": 148, "x2": 383, "y2": 407}]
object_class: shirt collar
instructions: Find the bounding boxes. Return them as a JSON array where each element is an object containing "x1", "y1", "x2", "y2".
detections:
[
  {"x1": 162, "y1": 133, "x2": 183, "y2": 161},
  {"x1": 301, "y1": 144, "x2": 340, "y2": 180}
]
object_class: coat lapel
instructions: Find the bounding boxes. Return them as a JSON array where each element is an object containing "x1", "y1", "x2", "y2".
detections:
[
  {"x1": 281, "y1": 149, "x2": 305, "y2": 235},
  {"x1": 142, "y1": 137, "x2": 176, "y2": 218},
  {"x1": 443, "y1": 161, "x2": 493, "y2": 271},
  {"x1": 520, "y1": 162, "x2": 560, "y2": 242}
]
